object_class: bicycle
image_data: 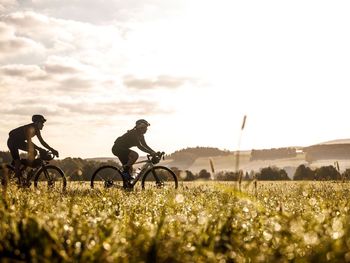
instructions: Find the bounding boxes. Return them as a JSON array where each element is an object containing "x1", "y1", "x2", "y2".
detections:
[
  {"x1": 90, "y1": 152, "x2": 178, "y2": 190},
  {"x1": 0, "y1": 150, "x2": 67, "y2": 191}
]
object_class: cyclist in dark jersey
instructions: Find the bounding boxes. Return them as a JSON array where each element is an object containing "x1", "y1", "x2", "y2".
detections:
[
  {"x1": 112, "y1": 119, "x2": 158, "y2": 181},
  {"x1": 7, "y1": 114, "x2": 59, "y2": 184}
]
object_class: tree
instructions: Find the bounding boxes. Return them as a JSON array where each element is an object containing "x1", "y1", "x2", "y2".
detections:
[
  {"x1": 216, "y1": 171, "x2": 239, "y2": 181},
  {"x1": 314, "y1": 165, "x2": 341, "y2": 180},
  {"x1": 256, "y1": 166, "x2": 290, "y2": 181},
  {"x1": 293, "y1": 164, "x2": 315, "y2": 180},
  {"x1": 198, "y1": 169, "x2": 211, "y2": 180},
  {"x1": 184, "y1": 170, "x2": 196, "y2": 181}
]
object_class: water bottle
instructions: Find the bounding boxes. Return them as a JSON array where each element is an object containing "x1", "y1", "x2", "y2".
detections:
[{"x1": 133, "y1": 167, "x2": 141, "y2": 178}]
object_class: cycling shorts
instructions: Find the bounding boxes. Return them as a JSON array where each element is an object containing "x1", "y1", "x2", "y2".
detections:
[
  {"x1": 7, "y1": 137, "x2": 28, "y2": 160},
  {"x1": 112, "y1": 144, "x2": 131, "y2": 165}
]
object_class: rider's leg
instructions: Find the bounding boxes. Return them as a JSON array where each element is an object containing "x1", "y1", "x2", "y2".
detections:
[
  {"x1": 124, "y1": 150, "x2": 139, "y2": 174},
  {"x1": 7, "y1": 138, "x2": 23, "y2": 185},
  {"x1": 112, "y1": 146, "x2": 138, "y2": 185},
  {"x1": 14, "y1": 159, "x2": 22, "y2": 184}
]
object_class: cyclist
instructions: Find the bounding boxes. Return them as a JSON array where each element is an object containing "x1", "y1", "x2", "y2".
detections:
[
  {"x1": 7, "y1": 114, "x2": 59, "y2": 185},
  {"x1": 112, "y1": 119, "x2": 159, "y2": 183}
]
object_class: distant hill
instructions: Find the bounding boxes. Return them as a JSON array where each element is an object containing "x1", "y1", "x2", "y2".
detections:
[
  {"x1": 168, "y1": 147, "x2": 231, "y2": 159},
  {"x1": 303, "y1": 144, "x2": 350, "y2": 160},
  {"x1": 317, "y1": 138, "x2": 350, "y2": 145},
  {"x1": 165, "y1": 147, "x2": 232, "y2": 169}
]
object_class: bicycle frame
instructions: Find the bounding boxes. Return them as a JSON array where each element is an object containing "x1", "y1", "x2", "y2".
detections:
[
  {"x1": 128, "y1": 159, "x2": 154, "y2": 187},
  {"x1": 25, "y1": 161, "x2": 50, "y2": 182},
  {"x1": 15, "y1": 152, "x2": 58, "y2": 184}
]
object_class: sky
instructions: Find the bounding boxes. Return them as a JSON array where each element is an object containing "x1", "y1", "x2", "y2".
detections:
[{"x1": 1, "y1": 0, "x2": 350, "y2": 158}]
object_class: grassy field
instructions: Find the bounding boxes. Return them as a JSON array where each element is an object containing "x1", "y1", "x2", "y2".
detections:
[{"x1": 1, "y1": 181, "x2": 350, "y2": 262}]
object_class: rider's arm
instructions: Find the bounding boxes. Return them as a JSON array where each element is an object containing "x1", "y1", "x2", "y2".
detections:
[
  {"x1": 138, "y1": 136, "x2": 156, "y2": 155},
  {"x1": 36, "y1": 129, "x2": 52, "y2": 150},
  {"x1": 26, "y1": 126, "x2": 44, "y2": 151}
]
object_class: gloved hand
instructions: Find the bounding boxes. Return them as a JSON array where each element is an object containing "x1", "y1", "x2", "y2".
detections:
[
  {"x1": 38, "y1": 148, "x2": 46, "y2": 155},
  {"x1": 151, "y1": 152, "x2": 160, "y2": 164},
  {"x1": 51, "y1": 149, "x2": 59, "y2": 157}
]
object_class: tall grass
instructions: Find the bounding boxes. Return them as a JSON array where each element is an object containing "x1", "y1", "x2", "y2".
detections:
[
  {"x1": 235, "y1": 115, "x2": 247, "y2": 191},
  {"x1": 1, "y1": 181, "x2": 350, "y2": 262}
]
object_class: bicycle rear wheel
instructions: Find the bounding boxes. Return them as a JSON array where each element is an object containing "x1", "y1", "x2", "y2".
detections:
[
  {"x1": 0, "y1": 164, "x2": 16, "y2": 186},
  {"x1": 34, "y1": 165, "x2": 67, "y2": 191},
  {"x1": 141, "y1": 166, "x2": 178, "y2": 190},
  {"x1": 90, "y1": 165, "x2": 124, "y2": 189}
]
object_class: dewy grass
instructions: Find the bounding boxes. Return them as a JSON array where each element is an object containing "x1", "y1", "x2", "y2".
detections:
[
  {"x1": 1, "y1": 163, "x2": 9, "y2": 209},
  {"x1": 1, "y1": 181, "x2": 350, "y2": 262}
]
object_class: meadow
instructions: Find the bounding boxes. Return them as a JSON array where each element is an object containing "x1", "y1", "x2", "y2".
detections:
[{"x1": 1, "y1": 181, "x2": 350, "y2": 262}]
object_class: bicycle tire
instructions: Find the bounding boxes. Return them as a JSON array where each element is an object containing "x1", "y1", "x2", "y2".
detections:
[
  {"x1": 90, "y1": 165, "x2": 124, "y2": 189},
  {"x1": 34, "y1": 165, "x2": 67, "y2": 191},
  {"x1": 141, "y1": 166, "x2": 178, "y2": 190},
  {"x1": 0, "y1": 164, "x2": 16, "y2": 186}
]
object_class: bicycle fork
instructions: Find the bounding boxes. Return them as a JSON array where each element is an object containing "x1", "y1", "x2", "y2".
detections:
[
  {"x1": 150, "y1": 168, "x2": 163, "y2": 187},
  {"x1": 43, "y1": 168, "x2": 55, "y2": 187}
]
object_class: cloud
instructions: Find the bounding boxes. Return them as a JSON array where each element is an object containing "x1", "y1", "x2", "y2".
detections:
[
  {"x1": 0, "y1": 56, "x2": 114, "y2": 93},
  {"x1": 44, "y1": 56, "x2": 84, "y2": 75},
  {"x1": 0, "y1": 21, "x2": 45, "y2": 60},
  {"x1": 123, "y1": 75, "x2": 192, "y2": 90},
  {"x1": 0, "y1": 0, "x2": 18, "y2": 13},
  {"x1": 58, "y1": 100, "x2": 170, "y2": 116},
  {"x1": 1, "y1": 106, "x2": 60, "y2": 117},
  {"x1": 10, "y1": 0, "x2": 186, "y2": 24},
  {"x1": 0, "y1": 64, "x2": 47, "y2": 79},
  {"x1": 0, "y1": 11, "x2": 127, "y2": 70}
]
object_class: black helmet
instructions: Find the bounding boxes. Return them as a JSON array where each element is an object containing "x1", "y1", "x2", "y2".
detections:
[
  {"x1": 32, "y1": 114, "x2": 46, "y2": 123},
  {"x1": 135, "y1": 119, "x2": 150, "y2": 127}
]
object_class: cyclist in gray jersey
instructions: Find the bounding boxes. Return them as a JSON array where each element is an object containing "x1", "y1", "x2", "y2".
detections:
[{"x1": 112, "y1": 119, "x2": 158, "y2": 181}]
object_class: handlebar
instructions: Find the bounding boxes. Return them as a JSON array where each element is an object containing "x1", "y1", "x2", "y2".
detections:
[
  {"x1": 146, "y1": 151, "x2": 166, "y2": 163},
  {"x1": 39, "y1": 150, "x2": 57, "y2": 161}
]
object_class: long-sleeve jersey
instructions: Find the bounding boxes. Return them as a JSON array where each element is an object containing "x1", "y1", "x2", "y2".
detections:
[{"x1": 114, "y1": 128, "x2": 154, "y2": 154}]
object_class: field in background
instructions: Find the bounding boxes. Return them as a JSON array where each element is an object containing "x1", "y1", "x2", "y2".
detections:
[
  {"x1": 1, "y1": 181, "x2": 350, "y2": 262},
  {"x1": 165, "y1": 152, "x2": 350, "y2": 178}
]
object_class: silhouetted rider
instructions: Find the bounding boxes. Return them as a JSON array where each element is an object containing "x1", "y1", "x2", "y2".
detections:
[
  {"x1": 7, "y1": 114, "x2": 59, "y2": 184},
  {"x1": 112, "y1": 119, "x2": 158, "y2": 181}
]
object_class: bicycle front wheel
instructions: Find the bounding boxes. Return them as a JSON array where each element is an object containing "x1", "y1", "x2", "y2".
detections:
[
  {"x1": 90, "y1": 165, "x2": 124, "y2": 189},
  {"x1": 141, "y1": 166, "x2": 178, "y2": 190},
  {"x1": 34, "y1": 165, "x2": 67, "y2": 191},
  {"x1": 0, "y1": 164, "x2": 16, "y2": 186}
]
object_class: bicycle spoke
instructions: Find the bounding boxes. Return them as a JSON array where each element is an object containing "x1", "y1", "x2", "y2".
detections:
[
  {"x1": 91, "y1": 166, "x2": 124, "y2": 189},
  {"x1": 34, "y1": 165, "x2": 66, "y2": 191},
  {"x1": 142, "y1": 166, "x2": 178, "y2": 190}
]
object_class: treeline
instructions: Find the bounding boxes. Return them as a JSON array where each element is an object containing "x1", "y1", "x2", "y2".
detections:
[
  {"x1": 174, "y1": 165, "x2": 348, "y2": 181},
  {"x1": 173, "y1": 167, "x2": 290, "y2": 181},
  {"x1": 51, "y1": 158, "x2": 121, "y2": 181},
  {"x1": 250, "y1": 147, "x2": 297, "y2": 161},
  {"x1": 293, "y1": 164, "x2": 350, "y2": 181}
]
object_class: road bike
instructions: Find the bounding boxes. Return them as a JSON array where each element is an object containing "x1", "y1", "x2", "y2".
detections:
[
  {"x1": 0, "y1": 150, "x2": 67, "y2": 191},
  {"x1": 90, "y1": 152, "x2": 178, "y2": 190}
]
